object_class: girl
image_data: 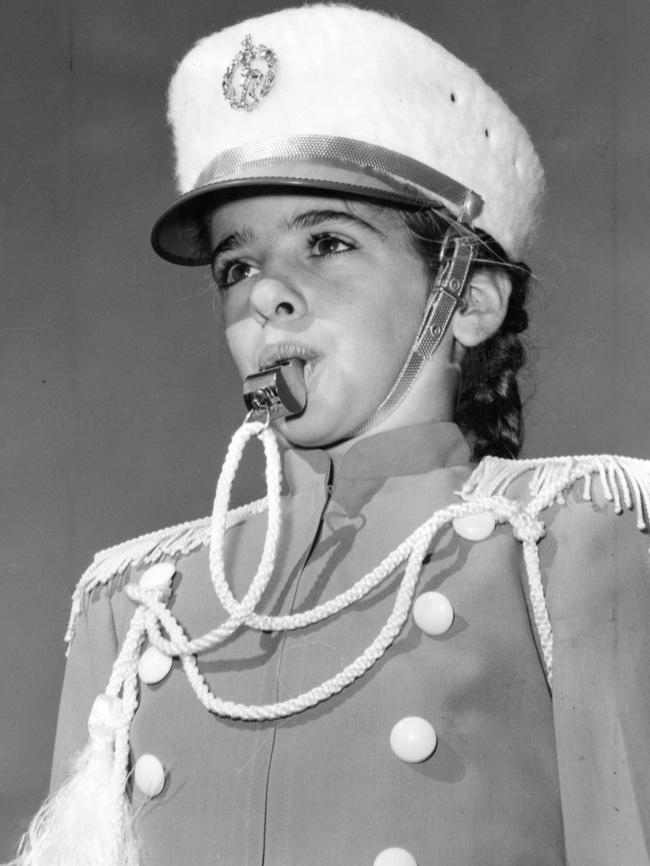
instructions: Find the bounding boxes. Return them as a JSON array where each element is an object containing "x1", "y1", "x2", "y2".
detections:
[{"x1": 13, "y1": 5, "x2": 650, "y2": 865}]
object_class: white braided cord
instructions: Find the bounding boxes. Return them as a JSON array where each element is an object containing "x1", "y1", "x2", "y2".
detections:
[
  {"x1": 520, "y1": 540, "x2": 553, "y2": 682},
  {"x1": 207, "y1": 422, "x2": 283, "y2": 624},
  {"x1": 136, "y1": 531, "x2": 432, "y2": 720},
  {"x1": 131, "y1": 499, "x2": 486, "y2": 657},
  {"x1": 122, "y1": 432, "x2": 549, "y2": 718},
  {"x1": 104, "y1": 608, "x2": 149, "y2": 797}
]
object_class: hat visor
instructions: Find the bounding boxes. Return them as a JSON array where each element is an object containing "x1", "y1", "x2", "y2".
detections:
[{"x1": 151, "y1": 163, "x2": 444, "y2": 267}]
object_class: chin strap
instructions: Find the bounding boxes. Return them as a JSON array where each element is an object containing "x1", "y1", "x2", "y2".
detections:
[{"x1": 350, "y1": 227, "x2": 478, "y2": 437}]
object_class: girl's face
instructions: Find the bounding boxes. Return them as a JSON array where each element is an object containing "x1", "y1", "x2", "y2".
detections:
[{"x1": 210, "y1": 193, "x2": 435, "y2": 447}]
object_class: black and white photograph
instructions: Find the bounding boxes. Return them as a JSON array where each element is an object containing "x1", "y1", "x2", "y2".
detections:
[{"x1": 2, "y1": 1, "x2": 649, "y2": 863}]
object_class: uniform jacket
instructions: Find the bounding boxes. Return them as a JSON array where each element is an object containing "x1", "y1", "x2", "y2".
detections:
[{"x1": 51, "y1": 422, "x2": 650, "y2": 865}]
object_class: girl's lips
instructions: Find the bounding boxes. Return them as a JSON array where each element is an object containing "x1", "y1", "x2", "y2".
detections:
[{"x1": 257, "y1": 341, "x2": 319, "y2": 371}]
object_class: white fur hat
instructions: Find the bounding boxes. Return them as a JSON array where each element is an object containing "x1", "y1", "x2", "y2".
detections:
[{"x1": 152, "y1": 3, "x2": 544, "y2": 264}]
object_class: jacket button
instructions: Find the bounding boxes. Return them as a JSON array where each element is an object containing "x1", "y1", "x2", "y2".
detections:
[
  {"x1": 374, "y1": 848, "x2": 417, "y2": 866},
  {"x1": 139, "y1": 562, "x2": 176, "y2": 591},
  {"x1": 134, "y1": 753, "x2": 166, "y2": 798},
  {"x1": 452, "y1": 510, "x2": 496, "y2": 541},
  {"x1": 138, "y1": 646, "x2": 173, "y2": 685},
  {"x1": 390, "y1": 717, "x2": 437, "y2": 763},
  {"x1": 413, "y1": 591, "x2": 454, "y2": 635}
]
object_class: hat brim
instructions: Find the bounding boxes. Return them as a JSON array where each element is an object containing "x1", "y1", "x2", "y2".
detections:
[{"x1": 152, "y1": 166, "x2": 443, "y2": 267}]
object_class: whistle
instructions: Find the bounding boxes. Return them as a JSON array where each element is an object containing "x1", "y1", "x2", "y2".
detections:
[{"x1": 243, "y1": 358, "x2": 307, "y2": 421}]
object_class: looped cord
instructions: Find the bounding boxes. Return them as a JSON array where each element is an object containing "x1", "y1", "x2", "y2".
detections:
[{"x1": 121, "y1": 424, "x2": 555, "y2": 722}]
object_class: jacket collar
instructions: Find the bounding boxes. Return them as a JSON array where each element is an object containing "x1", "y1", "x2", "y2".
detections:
[{"x1": 283, "y1": 422, "x2": 471, "y2": 508}]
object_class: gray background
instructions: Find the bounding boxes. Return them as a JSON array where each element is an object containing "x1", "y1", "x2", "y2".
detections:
[{"x1": 2, "y1": 0, "x2": 649, "y2": 856}]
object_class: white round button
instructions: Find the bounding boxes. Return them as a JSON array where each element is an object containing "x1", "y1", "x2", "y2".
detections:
[
  {"x1": 374, "y1": 847, "x2": 418, "y2": 866},
  {"x1": 138, "y1": 646, "x2": 173, "y2": 685},
  {"x1": 390, "y1": 717, "x2": 437, "y2": 763},
  {"x1": 139, "y1": 562, "x2": 176, "y2": 591},
  {"x1": 452, "y1": 510, "x2": 496, "y2": 541},
  {"x1": 413, "y1": 591, "x2": 454, "y2": 636},
  {"x1": 134, "y1": 753, "x2": 166, "y2": 798}
]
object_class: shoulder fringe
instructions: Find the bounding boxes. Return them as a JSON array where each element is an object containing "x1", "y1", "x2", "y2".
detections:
[
  {"x1": 462, "y1": 454, "x2": 650, "y2": 529},
  {"x1": 64, "y1": 498, "x2": 267, "y2": 650}
]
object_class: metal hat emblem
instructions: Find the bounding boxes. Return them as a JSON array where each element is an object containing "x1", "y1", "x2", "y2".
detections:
[{"x1": 222, "y1": 34, "x2": 278, "y2": 112}]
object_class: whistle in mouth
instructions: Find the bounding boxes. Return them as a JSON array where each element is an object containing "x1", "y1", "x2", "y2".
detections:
[{"x1": 243, "y1": 358, "x2": 307, "y2": 421}]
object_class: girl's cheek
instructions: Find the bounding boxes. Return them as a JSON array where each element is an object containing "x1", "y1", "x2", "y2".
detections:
[
  {"x1": 224, "y1": 325, "x2": 250, "y2": 374},
  {"x1": 221, "y1": 292, "x2": 249, "y2": 329}
]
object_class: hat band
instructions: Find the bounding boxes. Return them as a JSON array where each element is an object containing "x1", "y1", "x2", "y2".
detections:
[{"x1": 195, "y1": 134, "x2": 484, "y2": 223}]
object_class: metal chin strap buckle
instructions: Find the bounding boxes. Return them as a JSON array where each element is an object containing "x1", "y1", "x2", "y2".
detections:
[
  {"x1": 436, "y1": 230, "x2": 478, "y2": 299},
  {"x1": 243, "y1": 358, "x2": 308, "y2": 423},
  {"x1": 414, "y1": 230, "x2": 479, "y2": 359}
]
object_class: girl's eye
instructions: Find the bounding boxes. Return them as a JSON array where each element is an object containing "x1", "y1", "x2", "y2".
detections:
[
  {"x1": 213, "y1": 260, "x2": 259, "y2": 289},
  {"x1": 310, "y1": 234, "x2": 354, "y2": 257}
]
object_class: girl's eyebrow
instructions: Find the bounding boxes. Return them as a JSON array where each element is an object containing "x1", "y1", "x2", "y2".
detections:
[
  {"x1": 211, "y1": 207, "x2": 386, "y2": 262},
  {"x1": 281, "y1": 208, "x2": 386, "y2": 237},
  {"x1": 211, "y1": 227, "x2": 255, "y2": 262}
]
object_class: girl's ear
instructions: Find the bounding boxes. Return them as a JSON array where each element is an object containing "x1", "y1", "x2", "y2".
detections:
[{"x1": 451, "y1": 269, "x2": 512, "y2": 348}]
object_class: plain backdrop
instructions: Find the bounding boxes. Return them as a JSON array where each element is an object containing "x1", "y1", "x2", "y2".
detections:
[{"x1": 2, "y1": 0, "x2": 649, "y2": 856}]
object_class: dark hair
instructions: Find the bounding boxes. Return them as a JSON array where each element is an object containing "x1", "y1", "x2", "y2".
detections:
[{"x1": 400, "y1": 207, "x2": 531, "y2": 462}]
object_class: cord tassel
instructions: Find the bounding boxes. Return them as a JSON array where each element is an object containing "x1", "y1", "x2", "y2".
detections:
[{"x1": 10, "y1": 695, "x2": 140, "y2": 866}]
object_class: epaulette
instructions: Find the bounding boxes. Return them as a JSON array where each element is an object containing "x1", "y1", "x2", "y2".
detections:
[
  {"x1": 65, "y1": 497, "x2": 267, "y2": 649},
  {"x1": 462, "y1": 454, "x2": 650, "y2": 529}
]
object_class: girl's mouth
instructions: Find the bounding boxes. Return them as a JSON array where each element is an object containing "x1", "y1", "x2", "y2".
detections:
[{"x1": 257, "y1": 341, "x2": 319, "y2": 372}]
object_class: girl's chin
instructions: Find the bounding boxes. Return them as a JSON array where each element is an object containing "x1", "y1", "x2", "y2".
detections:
[
  {"x1": 270, "y1": 375, "x2": 373, "y2": 448},
  {"x1": 273, "y1": 403, "x2": 352, "y2": 450},
  {"x1": 274, "y1": 414, "x2": 338, "y2": 449}
]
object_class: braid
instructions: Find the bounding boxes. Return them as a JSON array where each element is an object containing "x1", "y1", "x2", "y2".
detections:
[
  {"x1": 399, "y1": 207, "x2": 531, "y2": 461},
  {"x1": 455, "y1": 263, "x2": 529, "y2": 460}
]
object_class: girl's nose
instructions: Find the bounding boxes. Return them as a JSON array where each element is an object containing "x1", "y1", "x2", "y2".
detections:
[{"x1": 249, "y1": 276, "x2": 307, "y2": 325}]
